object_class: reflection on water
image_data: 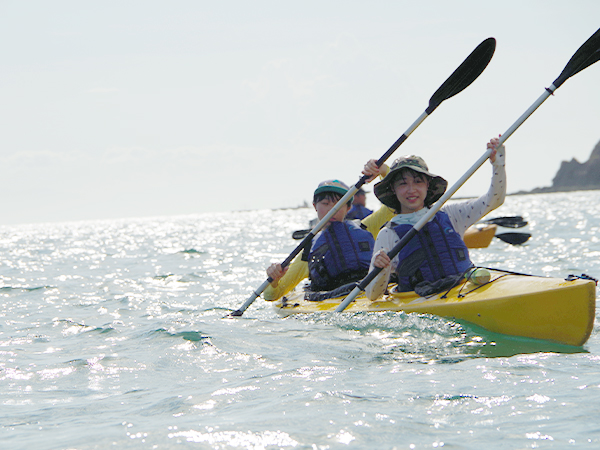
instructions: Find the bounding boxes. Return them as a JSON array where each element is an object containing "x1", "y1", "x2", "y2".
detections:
[{"x1": 1, "y1": 192, "x2": 599, "y2": 449}]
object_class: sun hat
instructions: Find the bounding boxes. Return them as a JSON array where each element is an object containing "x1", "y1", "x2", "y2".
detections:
[
  {"x1": 373, "y1": 155, "x2": 448, "y2": 212},
  {"x1": 313, "y1": 179, "x2": 351, "y2": 197}
]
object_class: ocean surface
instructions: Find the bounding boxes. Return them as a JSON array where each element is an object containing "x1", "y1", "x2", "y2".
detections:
[{"x1": 2, "y1": 191, "x2": 600, "y2": 450}]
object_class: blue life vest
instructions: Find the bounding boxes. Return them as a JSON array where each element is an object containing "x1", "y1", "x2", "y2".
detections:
[
  {"x1": 346, "y1": 205, "x2": 373, "y2": 220},
  {"x1": 392, "y1": 211, "x2": 472, "y2": 292},
  {"x1": 308, "y1": 221, "x2": 374, "y2": 291}
]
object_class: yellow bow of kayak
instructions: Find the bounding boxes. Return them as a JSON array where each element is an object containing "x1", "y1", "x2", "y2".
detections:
[{"x1": 274, "y1": 269, "x2": 596, "y2": 347}]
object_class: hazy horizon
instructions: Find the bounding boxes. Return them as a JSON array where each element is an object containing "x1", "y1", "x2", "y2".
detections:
[{"x1": 2, "y1": 1, "x2": 599, "y2": 226}]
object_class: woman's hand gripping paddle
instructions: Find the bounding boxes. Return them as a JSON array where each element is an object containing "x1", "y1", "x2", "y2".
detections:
[
  {"x1": 335, "y1": 28, "x2": 600, "y2": 313},
  {"x1": 228, "y1": 38, "x2": 496, "y2": 317}
]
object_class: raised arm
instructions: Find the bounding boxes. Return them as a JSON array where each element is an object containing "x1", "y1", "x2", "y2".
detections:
[{"x1": 444, "y1": 136, "x2": 506, "y2": 236}]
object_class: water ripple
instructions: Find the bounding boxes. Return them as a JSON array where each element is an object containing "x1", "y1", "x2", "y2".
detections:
[{"x1": 0, "y1": 196, "x2": 599, "y2": 449}]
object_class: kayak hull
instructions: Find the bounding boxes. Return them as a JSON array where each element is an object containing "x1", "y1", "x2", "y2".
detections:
[
  {"x1": 464, "y1": 224, "x2": 497, "y2": 248},
  {"x1": 273, "y1": 270, "x2": 596, "y2": 346}
]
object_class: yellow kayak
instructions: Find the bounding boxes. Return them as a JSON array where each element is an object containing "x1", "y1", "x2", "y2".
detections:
[
  {"x1": 273, "y1": 269, "x2": 596, "y2": 346},
  {"x1": 463, "y1": 224, "x2": 497, "y2": 248}
]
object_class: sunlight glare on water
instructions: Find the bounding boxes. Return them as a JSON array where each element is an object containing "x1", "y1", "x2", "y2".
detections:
[{"x1": 1, "y1": 192, "x2": 600, "y2": 449}]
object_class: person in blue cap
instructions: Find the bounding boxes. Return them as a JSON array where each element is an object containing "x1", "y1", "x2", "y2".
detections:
[{"x1": 346, "y1": 188, "x2": 373, "y2": 220}]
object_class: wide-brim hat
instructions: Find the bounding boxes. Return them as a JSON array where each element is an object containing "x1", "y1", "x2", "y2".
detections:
[
  {"x1": 374, "y1": 155, "x2": 447, "y2": 212},
  {"x1": 314, "y1": 179, "x2": 352, "y2": 199}
]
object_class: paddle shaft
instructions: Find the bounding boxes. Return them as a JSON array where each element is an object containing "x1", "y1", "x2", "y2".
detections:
[
  {"x1": 335, "y1": 28, "x2": 600, "y2": 312},
  {"x1": 336, "y1": 86, "x2": 566, "y2": 312},
  {"x1": 230, "y1": 38, "x2": 496, "y2": 316},
  {"x1": 231, "y1": 113, "x2": 427, "y2": 316}
]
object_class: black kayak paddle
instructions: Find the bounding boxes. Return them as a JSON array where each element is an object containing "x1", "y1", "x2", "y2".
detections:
[
  {"x1": 292, "y1": 214, "x2": 527, "y2": 241},
  {"x1": 482, "y1": 215, "x2": 527, "y2": 228},
  {"x1": 495, "y1": 232, "x2": 531, "y2": 245},
  {"x1": 229, "y1": 38, "x2": 497, "y2": 317},
  {"x1": 336, "y1": 28, "x2": 600, "y2": 313}
]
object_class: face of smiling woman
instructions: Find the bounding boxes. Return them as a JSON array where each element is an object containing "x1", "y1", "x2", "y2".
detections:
[{"x1": 392, "y1": 172, "x2": 429, "y2": 214}]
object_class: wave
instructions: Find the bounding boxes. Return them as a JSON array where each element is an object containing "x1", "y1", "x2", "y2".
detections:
[
  {"x1": 0, "y1": 285, "x2": 51, "y2": 292},
  {"x1": 146, "y1": 328, "x2": 212, "y2": 343}
]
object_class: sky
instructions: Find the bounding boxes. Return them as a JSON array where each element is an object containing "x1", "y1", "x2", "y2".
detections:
[{"x1": 1, "y1": 1, "x2": 599, "y2": 226}]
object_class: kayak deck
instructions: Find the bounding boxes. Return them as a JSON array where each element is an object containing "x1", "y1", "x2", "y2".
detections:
[{"x1": 273, "y1": 269, "x2": 596, "y2": 347}]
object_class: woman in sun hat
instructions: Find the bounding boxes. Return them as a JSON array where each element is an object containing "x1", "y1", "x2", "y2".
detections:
[{"x1": 366, "y1": 136, "x2": 506, "y2": 300}]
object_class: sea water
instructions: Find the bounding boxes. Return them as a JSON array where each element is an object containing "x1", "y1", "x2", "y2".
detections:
[{"x1": 1, "y1": 191, "x2": 600, "y2": 450}]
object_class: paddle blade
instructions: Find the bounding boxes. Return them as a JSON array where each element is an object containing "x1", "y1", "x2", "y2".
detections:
[
  {"x1": 553, "y1": 28, "x2": 600, "y2": 88},
  {"x1": 483, "y1": 215, "x2": 528, "y2": 228},
  {"x1": 426, "y1": 37, "x2": 496, "y2": 114},
  {"x1": 495, "y1": 232, "x2": 531, "y2": 245},
  {"x1": 292, "y1": 229, "x2": 310, "y2": 240}
]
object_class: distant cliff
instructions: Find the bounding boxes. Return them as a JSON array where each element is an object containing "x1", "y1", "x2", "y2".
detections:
[{"x1": 518, "y1": 139, "x2": 600, "y2": 194}]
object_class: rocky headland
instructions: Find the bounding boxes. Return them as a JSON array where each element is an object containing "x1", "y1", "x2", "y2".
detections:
[{"x1": 515, "y1": 139, "x2": 600, "y2": 194}]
